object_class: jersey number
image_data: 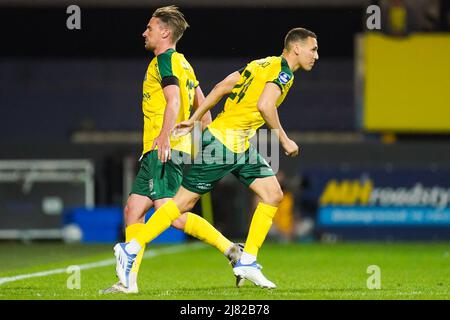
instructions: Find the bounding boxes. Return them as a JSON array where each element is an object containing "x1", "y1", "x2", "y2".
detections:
[
  {"x1": 229, "y1": 69, "x2": 253, "y2": 103},
  {"x1": 186, "y1": 79, "x2": 195, "y2": 109}
]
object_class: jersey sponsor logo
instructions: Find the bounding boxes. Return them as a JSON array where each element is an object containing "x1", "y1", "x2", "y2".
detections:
[{"x1": 278, "y1": 72, "x2": 291, "y2": 85}]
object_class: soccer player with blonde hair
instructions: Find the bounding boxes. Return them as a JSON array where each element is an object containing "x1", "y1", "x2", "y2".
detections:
[{"x1": 102, "y1": 6, "x2": 242, "y2": 294}]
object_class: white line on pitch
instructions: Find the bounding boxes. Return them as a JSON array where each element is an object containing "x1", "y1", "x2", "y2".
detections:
[{"x1": 0, "y1": 242, "x2": 206, "y2": 286}]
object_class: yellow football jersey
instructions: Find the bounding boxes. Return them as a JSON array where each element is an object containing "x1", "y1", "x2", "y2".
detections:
[
  {"x1": 142, "y1": 48, "x2": 199, "y2": 155},
  {"x1": 208, "y1": 56, "x2": 294, "y2": 153}
]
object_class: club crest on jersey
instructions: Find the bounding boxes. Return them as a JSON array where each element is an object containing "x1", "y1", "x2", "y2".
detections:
[{"x1": 278, "y1": 72, "x2": 291, "y2": 85}]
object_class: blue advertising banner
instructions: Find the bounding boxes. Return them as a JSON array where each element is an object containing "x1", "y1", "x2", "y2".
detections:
[
  {"x1": 300, "y1": 167, "x2": 450, "y2": 239},
  {"x1": 319, "y1": 206, "x2": 450, "y2": 226}
]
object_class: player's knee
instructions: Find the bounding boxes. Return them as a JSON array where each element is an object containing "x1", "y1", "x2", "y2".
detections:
[
  {"x1": 124, "y1": 204, "x2": 132, "y2": 220},
  {"x1": 124, "y1": 203, "x2": 143, "y2": 224},
  {"x1": 274, "y1": 188, "x2": 284, "y2": 205},
  {"x1": 262, "y1": 187, "x2": 283, "y2": 206}
]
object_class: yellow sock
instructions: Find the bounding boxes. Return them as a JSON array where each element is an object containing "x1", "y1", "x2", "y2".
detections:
[
  {"x1": 126, "y1": 223, "x2": 146, "y2": 273},
  {"x1": 244, "y1": 202, "x2": 278, "y2": 256},
  {"x1": 134, "y1": 200, "x2": 181, "y2": 247},
  {"x1": 184, "y1": 212, "x2": 232, "y2": 254}
]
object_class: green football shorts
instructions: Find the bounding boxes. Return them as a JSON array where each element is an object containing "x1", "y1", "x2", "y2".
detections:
[
  {"x1": 130, "y1": 150, "x2": 188, "y2": 200},
  {"x1": 182, "y1": 128, "x2": 275, "y2": 195}
]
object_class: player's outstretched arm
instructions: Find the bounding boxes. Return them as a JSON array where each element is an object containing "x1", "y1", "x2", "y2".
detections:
[
  {"x1": 257, "y1": 82, "x2": 299, "y2": 157},
  {"x1": 152, "y1": 84, "x2": 181, "y2": 162},
  {"x1": 174, "y1": 71, "x2": 241, "y2": 136},
  {"x1": 191, "y1": 70, "x2": 240, "y2": 121}
]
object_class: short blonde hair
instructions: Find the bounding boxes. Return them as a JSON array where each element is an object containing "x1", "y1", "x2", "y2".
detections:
[{"x1": 152, "y1": 5, "x2": 189, "y2": 43}]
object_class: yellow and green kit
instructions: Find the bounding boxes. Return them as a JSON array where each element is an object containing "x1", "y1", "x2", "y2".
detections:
[
  {"x1": 182, "y1": 56, "x2": 294, "y2": 194},
  {"x1": 132, "y1": 48, "x2": 198, "y2": 200}
]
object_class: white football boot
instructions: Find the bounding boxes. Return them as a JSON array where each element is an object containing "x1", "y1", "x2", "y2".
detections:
[
  {"x1": 233, "y1": 260, "x2": 276, "y2": 289},
  {"x1": 114, "y1": 243, "x2": 137, "y2": 288},
  {"x1": 99, "y1": 272, "x2": 138, "y2": 294},
  {"x1": 99, "y1": 282, "x2": 138, "y2": 294}
]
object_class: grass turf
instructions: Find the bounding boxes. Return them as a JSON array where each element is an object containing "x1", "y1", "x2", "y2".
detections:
[{"x1": 0, "y1": 242, "x2": 448, "y2": 300}]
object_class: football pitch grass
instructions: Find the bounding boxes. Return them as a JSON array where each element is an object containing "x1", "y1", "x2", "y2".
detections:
[{"x1": 0, "y1": 241, "x2": 448, "y2": 300}]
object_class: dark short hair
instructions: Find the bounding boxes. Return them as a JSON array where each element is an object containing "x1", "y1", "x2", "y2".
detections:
[
  {"x1": 284, "y1": 27, "x2": 317, "y2": 50},
  {"x1": 152, "y1": 5, "x2": 189, "y2": 43}
]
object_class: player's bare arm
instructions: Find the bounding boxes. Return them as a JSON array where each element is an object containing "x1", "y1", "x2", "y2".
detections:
[
  {"x1": 174, "y1": 71, "x2": 241, "y2": 134},
  {"x1": 257, "y1": 82, "x2": 299, "y2": 157},
  {"x1": 152, "y1": 84, "x2": 180, "y2": 162}
]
